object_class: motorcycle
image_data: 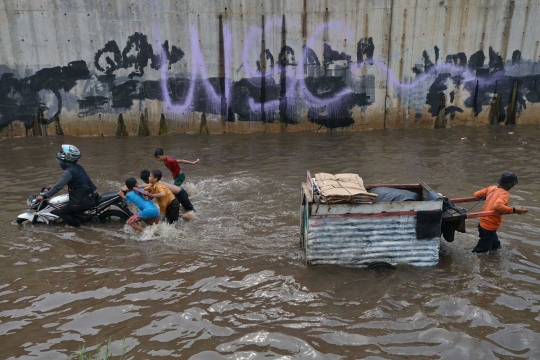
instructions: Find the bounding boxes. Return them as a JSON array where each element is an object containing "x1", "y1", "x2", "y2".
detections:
[{"x1": 15, "y1": 187, "x2": 133, "y2": 225}]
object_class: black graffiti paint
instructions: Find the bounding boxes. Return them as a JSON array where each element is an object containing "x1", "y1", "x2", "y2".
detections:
[
  {"x1": 446, "y1": 52, "x2": 467, "y2": 67},
  {"x1": 256, "y1": 49, "x2": 275, "y2": 73},
  {"x1": 357, "y1": 37, "x2": 375, "y2": 65},
  {"x1": 411, "y1": 50, "x2": 435, "y2": 75},
  {"x1": 426, "y1": 73, "x2": 451, "y2": 117},
  {"x1": 308, "y1": 104, "x2": 354, "y2": 128},
  {"x1": 302, "y1": 46, "x2": 321, "y2": 77},
  {"x1": 305, "y1": 77, "x2": 370, "y2": 128},
  {"x1": 163, "y1": 77, "x2": 192, "y2": 107},
  {"x1": 445, "y1": 106, "x2": 463, "y2": 116},
  {"x1": 488, "y1": 47, "x2": 504, "y2": 72},
  {"x1": 468, "y1": 50, "x2": 486, "y2": 71},
  {"x1": 464, "y1": 75, "x2": 526, "y2": 120},
  {"x1": 0, "y1": 61, "x2": 91, "y2": 128},
  {"x1": 278, "y1": 46, "x2": 296, "y2": 66},
  {"x1": 323, "y1": 43, "x2": 351, "y2": 64},
  {"x1": 409, "y1": 45, "x2": 533, "y2": 123},
  {"x1": 0, "y1": 72, "x2": 29, "y2": 127},
  {"x1": 160, "y1": 41, "x2": 185, "y2": 70},
  {"x1": 423, "y1": 51, "x2": 435, "y2": 73},
  {"x1": 135, "y1": 80, "x2": 163, "y2": 101},
  {"x1": 278, "y1": 46, "x2": 294, "y2": 123},
  {"x1": 303, "y1": 46, "x2": 320, "y2": 66},
  {"x1": 76, "y1": 32, "x2": 186, "y2": 117},
  {"x1": 231, "y1": 77, "x2": 279, "y2": 121},
  {"x1": 227, "y1": 106, "x2": 235, "y2": 122},
  {"x1": 425, "y1": 72, "x2": 464, "y2": 118},
  {"x1": 111, "y1": 80, "x2": 139, "y2": 109},
  {"x1": 94, "y1": 40, "x2": 122, "y2": 75},
  {"x1": 512, "y1": 50, "x2": 522, "y2": 65},
  {"x1": 77, "y1": 96, "x2": 109, "y2": 116},
  {"x1": 94, "y1": 32, "x2": 184, "y2": 79},
  {"x1": 6, "y1": 27, "x2": 540, "y2": 133},
  {"x1": 122, "y1": 32, "x2": 155, "y2": 78}
]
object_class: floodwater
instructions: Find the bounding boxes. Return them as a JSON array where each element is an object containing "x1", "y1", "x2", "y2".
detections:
[{"x1": 1, "y1": 126, "x2": 540, "y2": 359}]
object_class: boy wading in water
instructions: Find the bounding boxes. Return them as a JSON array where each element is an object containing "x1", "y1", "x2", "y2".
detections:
[
  {"x1": 472, "y1": 171, "x2": 528, "y2": 253},
  {"x1": 154, "y1": 148, "x2": 199, "y2": 186},
  {"x1": 144, "y1": 170, "x2": 181, "y2": 224},
  {"x1": 119, "y1": 178, "x2": 160, "y2": 232},
  {"x1": 140, "y1": 169, "x2": 195, "y2": 220}
]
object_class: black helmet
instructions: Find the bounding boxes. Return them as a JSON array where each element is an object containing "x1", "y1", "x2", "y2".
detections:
[
  {"x1": 498, "y1": 171, "x2": 518, "y2": 187},
  {"x1": 56, "y1": 144, "x2": 81, "y2": 164}
]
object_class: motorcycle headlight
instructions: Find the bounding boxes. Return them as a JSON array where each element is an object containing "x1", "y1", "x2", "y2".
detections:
[{"x1": 27, "y1": 196, "x2": 35, "y2": 206}]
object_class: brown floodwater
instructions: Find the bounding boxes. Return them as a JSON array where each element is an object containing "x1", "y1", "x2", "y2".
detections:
[{"x1": 1, "y1": 126, "x2": 540, "y2": 359}]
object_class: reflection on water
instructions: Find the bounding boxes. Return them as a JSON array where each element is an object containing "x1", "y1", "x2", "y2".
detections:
[{"x1": 1, "y1": 126, "x2": 540, "y2": 358}]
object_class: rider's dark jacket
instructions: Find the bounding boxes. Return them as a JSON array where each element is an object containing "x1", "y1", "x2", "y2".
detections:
[{"x1": 43, "y1": 163, "x2": 98, "y2": 206}]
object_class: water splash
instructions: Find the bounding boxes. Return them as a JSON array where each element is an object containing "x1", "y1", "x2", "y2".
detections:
[{"x1": 127, "y1": 222, "x2": 185, "y2": 243}]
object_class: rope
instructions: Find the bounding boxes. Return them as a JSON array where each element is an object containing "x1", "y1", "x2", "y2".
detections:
[{"x1": 467, "y1": 187, "x2": 497, "y2": 212}]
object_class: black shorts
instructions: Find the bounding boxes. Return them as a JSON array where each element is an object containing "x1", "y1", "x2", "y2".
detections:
[
  {"x1": 175, "y1": 188, "x2": 195, "y2": 212},
  {"x1": 165, "y1": 198, "x2": 180, "y2": 224}
]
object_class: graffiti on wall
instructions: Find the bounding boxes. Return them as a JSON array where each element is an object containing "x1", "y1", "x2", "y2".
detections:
[
  {"x1": 0, "y1": 17, "x2": 538, "y2": 131},
  {"x1": 0, "y1": 19, "x2": 379, "y2": 131},
  {"x1": 404, "y1": 46, "x2": 537, "y2": 124}
]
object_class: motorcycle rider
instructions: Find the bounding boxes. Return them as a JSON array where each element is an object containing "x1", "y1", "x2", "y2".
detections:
[{"x1": 35, "y1": 145, "x2": 98, "y2": 227}]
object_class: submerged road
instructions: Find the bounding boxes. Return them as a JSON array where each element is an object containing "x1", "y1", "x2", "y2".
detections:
[{"x1": 0, "y1": 126, "x2": 539, "y2": 358}]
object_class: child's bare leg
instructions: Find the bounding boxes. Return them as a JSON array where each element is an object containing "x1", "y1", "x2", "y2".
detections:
[
  {"x1": 129, "y1": 221, "x2": 144, "y2": 232},
  {"x1": 127, "y1": 214, "x2": 144, "y2": 232},
  {"x1": 182, "y1": 211, "x2": 195, "y2": 221},
  {"x1": 129, "y1": 217, "x2": 159, "y2": 232},
  {"x1": 144, "y1": 216, "x2": 160, "y2": 225}
]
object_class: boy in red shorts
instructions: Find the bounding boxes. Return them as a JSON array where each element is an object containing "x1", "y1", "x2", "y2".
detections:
[
  {"x1": 154, "y1": 148, "x2": 199, "y2": 186},
  {"x1": 472, "y1": 171, "x2": 528, "y2": 253}
]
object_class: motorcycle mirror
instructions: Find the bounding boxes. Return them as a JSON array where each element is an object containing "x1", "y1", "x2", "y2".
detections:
[{"x1": 27, "y1": 196, "x2": 35, "y2": 207}]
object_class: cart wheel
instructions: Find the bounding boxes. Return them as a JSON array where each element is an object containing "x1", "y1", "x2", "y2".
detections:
[{"x1": 365, "y1": 262, "x2": 396, "y2": 270}]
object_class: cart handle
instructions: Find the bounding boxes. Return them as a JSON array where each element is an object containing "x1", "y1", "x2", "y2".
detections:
[
  {"x1": 450, "y1": 196, "x2": 483, "y2": 203},
  {"x1": 465, "y1": 210, "x2": 499, "y2": 219}
]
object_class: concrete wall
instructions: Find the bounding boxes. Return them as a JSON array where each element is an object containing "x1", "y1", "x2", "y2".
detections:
[{"x1": 0, "y1": 0, "x2": 538, "y2": 136}]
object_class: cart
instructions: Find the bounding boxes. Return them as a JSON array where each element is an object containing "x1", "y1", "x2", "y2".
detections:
[{"x1": 300, "y1": 171, "x2": 496, "y2": 268}]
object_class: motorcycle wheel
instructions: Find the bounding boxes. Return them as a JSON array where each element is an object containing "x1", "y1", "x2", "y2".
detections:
[
  {"x1": 15, "y1": 218, "x2": 30, "y2": 225},
  {"x1": 97, "y1": 210, "x2": 130, "y2": 223}
]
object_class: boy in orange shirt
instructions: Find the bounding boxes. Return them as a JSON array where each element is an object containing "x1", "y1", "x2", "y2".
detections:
[
  {"x1": 472, "y1": 171, "x2": 528, "y2": 253},
  {"x1": 144, "y1": 170, "x2": 180, "y2": 224}
]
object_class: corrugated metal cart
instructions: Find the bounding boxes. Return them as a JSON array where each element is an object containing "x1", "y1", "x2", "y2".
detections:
[{"x1": 300, "y1": 172, "x2": 445, "y2": 267}]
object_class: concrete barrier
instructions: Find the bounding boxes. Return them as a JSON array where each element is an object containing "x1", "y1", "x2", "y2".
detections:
[{"x1": 0, "y1": 0, "x2": 537, "y2": 136}]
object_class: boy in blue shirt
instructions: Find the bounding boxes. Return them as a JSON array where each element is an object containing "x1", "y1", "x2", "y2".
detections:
[{"x1": 118, "y1": 177, "x2": 160, "y2": 232}]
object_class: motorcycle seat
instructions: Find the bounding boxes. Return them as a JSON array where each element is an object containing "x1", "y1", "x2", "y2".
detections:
[{"x1": 97, "y1": 192, "x2": 118, "y2": 204}]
